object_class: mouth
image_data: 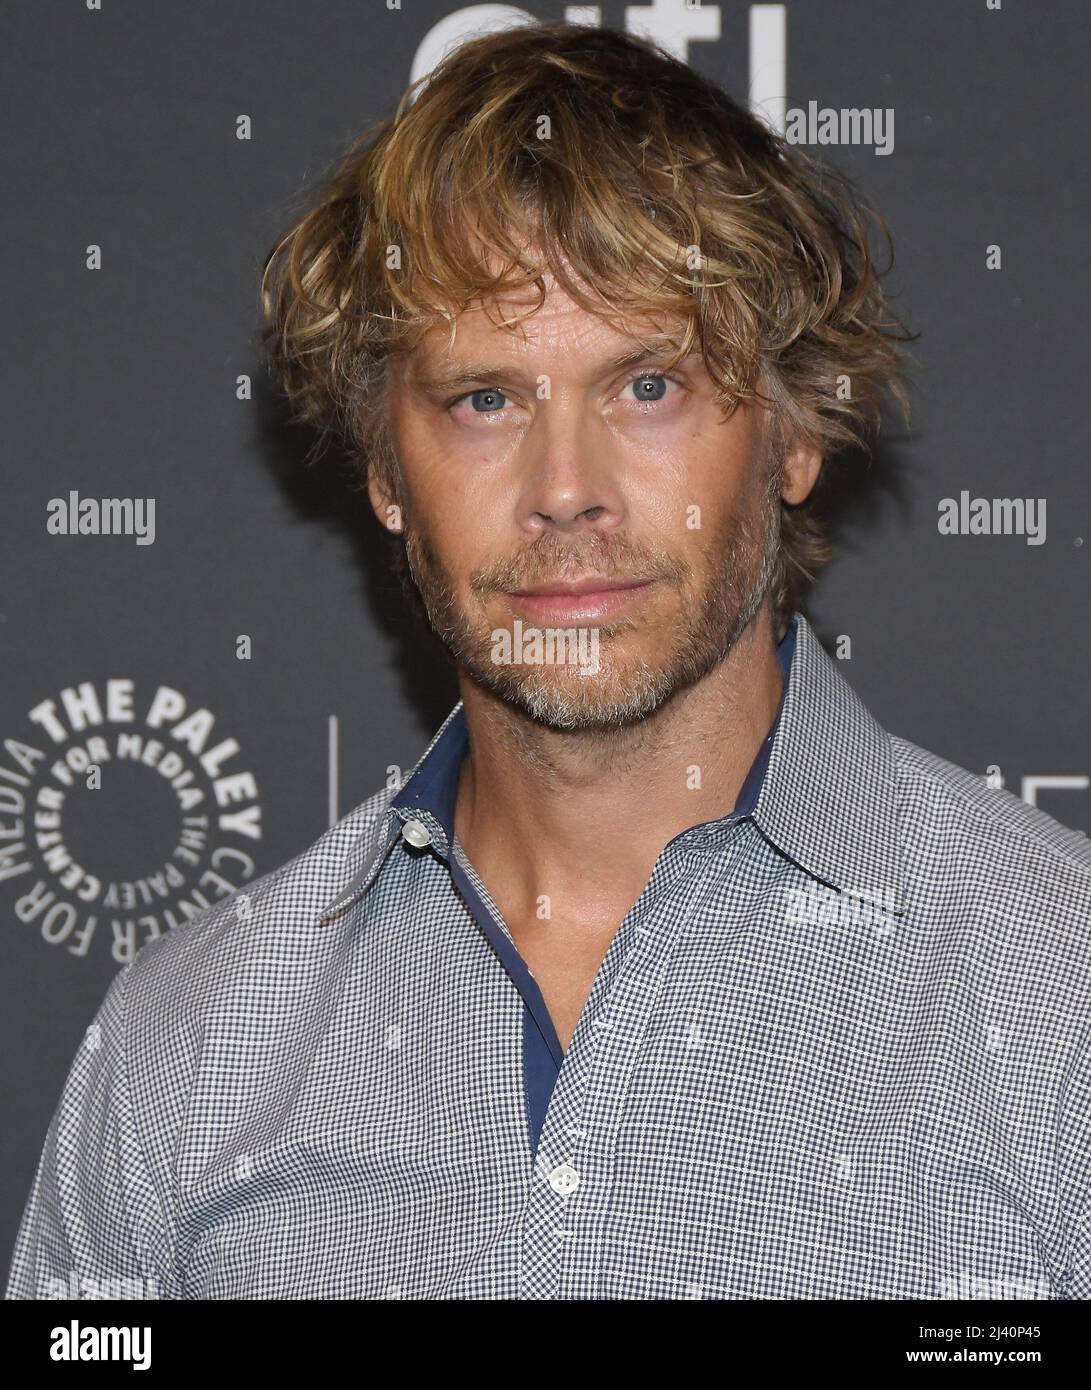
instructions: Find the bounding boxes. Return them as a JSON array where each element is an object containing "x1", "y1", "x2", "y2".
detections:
[{"x1": 505, "y1": 576, "x2": 655, "y2": 623}]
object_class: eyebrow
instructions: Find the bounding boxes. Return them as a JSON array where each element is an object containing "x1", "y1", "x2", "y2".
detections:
[{"x1": 412, "y1": 344, "x2": 696, "y2": 395}]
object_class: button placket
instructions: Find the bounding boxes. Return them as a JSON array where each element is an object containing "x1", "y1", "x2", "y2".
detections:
[
  {"x1": 547, "y1": 1163, "x2": 580, "y2": 1195},
  {"x1": 523, "y1": 826, "x2": 750, "y2": 1299},
  {"x1": 515, "y1": 866, "x2": 677, "y2": 1296}
]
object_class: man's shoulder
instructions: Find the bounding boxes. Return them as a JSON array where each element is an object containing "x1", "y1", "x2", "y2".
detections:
[{"x1": 888, "y1": 731, "x2": 1091, "y2": 905}]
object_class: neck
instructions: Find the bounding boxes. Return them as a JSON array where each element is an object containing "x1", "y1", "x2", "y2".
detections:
[{"x1": 452, "y1": 603, "x2": 786, "y2": 924}]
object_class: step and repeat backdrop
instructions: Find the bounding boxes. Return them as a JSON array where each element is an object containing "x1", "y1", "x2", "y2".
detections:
[{"x1": 1, "y1": 0, "x2": 1088, "y2": 1269}]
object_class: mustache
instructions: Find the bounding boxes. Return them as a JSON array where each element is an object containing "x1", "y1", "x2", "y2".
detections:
[{"x1": 468, "y1": 534, "x2": 688, "y2": 596}]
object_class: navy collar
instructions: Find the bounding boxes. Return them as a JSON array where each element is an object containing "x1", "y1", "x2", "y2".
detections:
[{"x1": 391, "y1": 614, "x2": 799, "y2": 838}]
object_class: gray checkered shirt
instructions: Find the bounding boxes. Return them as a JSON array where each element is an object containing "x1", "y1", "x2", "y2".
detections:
[{"x1": 7, "y1": 612, "x2": 1091, "y2": 1300}]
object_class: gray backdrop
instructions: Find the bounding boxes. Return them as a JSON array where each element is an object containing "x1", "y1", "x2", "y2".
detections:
[{"x1": 2, "y1": 0, "x2": 1088, "y2": 1273}]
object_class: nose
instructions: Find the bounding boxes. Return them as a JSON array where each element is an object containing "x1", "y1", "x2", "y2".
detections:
[{"x1": 515, "y1": 407, "x2": 627, "y2": 539}]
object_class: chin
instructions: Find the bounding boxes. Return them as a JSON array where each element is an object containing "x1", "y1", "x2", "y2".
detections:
[{"x1": 476, "y1": 660, "x2": 681, "y2": 731}]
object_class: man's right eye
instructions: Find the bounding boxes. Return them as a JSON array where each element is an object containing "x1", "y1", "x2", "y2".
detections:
[{"x1": 452, "y1": 387, "x2": 509, "y2": 414}]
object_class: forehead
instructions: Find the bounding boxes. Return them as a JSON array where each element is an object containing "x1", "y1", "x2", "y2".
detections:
[{"x1": 398, "y1": 280, "x2": 691, "y2": 379}]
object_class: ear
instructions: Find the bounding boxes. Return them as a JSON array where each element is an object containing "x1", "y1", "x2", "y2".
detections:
[
  {"x1": 367, "y1": 466, "x2": 403, "y2": 534},
  {"x1": 779, "y1": 436, "x2": 823, "y2": 506}
]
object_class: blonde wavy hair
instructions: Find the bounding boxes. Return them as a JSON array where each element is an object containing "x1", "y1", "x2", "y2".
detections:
[{"x1": 260, "y1": 20, "x2": 913, "y2": 633}]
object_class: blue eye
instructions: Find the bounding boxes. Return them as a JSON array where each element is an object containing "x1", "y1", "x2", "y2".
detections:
[
  {"x1": 468, "y1": 388, "x2": 507, "y2": 413},
  {"x1": 628, "y1": 373, "x2": 669, "y2": 402}
]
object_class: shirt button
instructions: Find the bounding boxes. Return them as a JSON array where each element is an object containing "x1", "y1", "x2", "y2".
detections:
[
  {"x1": 401, "y1": 818, "x2": 432, "y2": 848},
  {"x1": 548, "y1": 1163, "x2": 580, "y2": 1195}
]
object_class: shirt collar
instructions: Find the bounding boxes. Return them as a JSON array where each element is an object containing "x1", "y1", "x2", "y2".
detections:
[
  {"x1": 389, "y1": 615, "x2": 798, "y2": 844},
  {"x1": 322, "y1": 611, "x2": 907, "y2": 921},
  {"x1": 750, "y1": 613, "x2": 908, "y2": 916}
]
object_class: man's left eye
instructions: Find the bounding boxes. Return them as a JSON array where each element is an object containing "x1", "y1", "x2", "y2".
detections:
[{"x1": 625, "y1": 373, "x2": 676, "y2": 403}]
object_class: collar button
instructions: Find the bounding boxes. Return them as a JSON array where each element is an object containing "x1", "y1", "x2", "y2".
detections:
[{"x1": 401, "y1": 818, "x2": 432, "y2": 849}]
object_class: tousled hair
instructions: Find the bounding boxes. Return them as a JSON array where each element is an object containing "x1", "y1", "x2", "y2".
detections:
[{"x1": 261, "y1": 20, "x2": 914, "y2": 632}]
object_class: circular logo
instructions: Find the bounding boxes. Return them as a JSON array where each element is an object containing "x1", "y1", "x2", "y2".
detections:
[{"x1": 0, "y1": 678, "x2": 263, "y2": 963}]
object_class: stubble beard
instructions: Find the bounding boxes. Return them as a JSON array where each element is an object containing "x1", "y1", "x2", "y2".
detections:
[{"x1": 399, "y1": 466, "x2": 783, "y2": 733}]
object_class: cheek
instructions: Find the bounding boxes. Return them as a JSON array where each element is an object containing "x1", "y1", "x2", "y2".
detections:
[
  {"x1": 636, "y1": 446, "x2": 753, "y2": 543},
  {"x1": 691, "y1": 431, "x2": 769, "y2": 523},
  {"x1": 403, "y1": 487, "x2": 492, "y2": 594},
  {"x1": 613, "y1": 439, "x2": 694, "y2": 534}
]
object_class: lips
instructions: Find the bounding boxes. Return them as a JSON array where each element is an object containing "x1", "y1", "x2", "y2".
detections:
[
  {"x1": 505, "y1": 576, "x2": 655, "y2": 623},
  {"x1": 510, "y1": 576, "x2": 649, "y2": 597}
]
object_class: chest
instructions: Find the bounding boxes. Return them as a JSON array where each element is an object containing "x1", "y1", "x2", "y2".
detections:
[
  {"x1": 178, "y1": 950, "x2": 1056, "y2": 1300},
  {"x1": 507, "y1": 915, "x2": 620, "y2": 1051},
  {"x1": 175, "y1": 876, "x2": 1060, "y2": 1299}
]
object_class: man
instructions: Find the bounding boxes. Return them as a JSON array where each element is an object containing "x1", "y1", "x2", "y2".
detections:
[{"x1": 8, "y1": 21, "x2": 1091, "y2": 1301}]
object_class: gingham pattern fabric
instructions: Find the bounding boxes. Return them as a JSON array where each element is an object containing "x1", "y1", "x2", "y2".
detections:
[{"x1": 7, "y1": 611, "x2": 1091, "y2": 1300}]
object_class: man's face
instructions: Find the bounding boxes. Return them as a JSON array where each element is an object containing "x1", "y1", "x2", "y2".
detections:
[{"x1": 372, "y1": 275, "x2": 789, "y2": 731}]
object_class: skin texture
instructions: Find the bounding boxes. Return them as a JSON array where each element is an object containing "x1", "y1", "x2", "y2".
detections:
[{"x1": 369, "y1": 271, "x2": 822, "y2": 1048}]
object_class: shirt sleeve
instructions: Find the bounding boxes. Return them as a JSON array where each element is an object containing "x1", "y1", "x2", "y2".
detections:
[
  {"x1": 4, "y1": 962, "x2": 178, "y2": 1300},
  {"x1": 1055, "y1": 1022, "x2": 1091, "y2": 1299},
  {"x1": 1060, "y1": 1192, "x2": 1091, "y2": 1299}
]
